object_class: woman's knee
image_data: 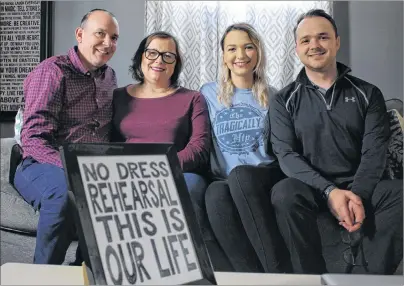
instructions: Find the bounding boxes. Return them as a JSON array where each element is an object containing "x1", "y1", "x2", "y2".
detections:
[
  {"x1": 183, "y1": 173, "x2": 208, "y2": 206},
  {"x1": 184, "y1": 173, "x2": 208, "y2": 193},
  {"x1": 228, "y1": 165, "x2": 255, "y2": 180},
  {"x1": 205, "y1": 181, "x2": 231, "y2": 211}
]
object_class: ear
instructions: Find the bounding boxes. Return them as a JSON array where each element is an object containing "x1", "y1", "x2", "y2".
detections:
[
  {"x1": 336, "y1": 36, "x2": 341, "y2": 52},
  {"x1": 75, "y1": 27, "x2": 84, "y2": 44}
]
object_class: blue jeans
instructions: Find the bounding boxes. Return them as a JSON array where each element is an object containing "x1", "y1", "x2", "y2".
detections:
[
  {"x1": 183, "y1": 173, "x2": 213, "y2": 240},
  {"x1": 14, "y1": 157, "x2": 76, "y2": 264}
]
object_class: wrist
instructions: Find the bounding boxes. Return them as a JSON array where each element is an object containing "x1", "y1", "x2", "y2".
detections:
[{"x1": 322, "y1": 185, "x2": 337, "y2": 200}]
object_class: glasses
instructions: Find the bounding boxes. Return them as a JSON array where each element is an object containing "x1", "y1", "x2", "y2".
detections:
[
  {"x1": 144, "y1": 49, "x2": 177, "y2": 64},
  {"x1": 341, "y1": 229, "x2": 369, "y2": 272}
]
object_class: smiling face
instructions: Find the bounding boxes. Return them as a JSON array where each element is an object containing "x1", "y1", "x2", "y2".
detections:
[
  {"x1": 295, "y1": 16, "x2": 340, "y2": 72},
  {"x1": 223, "y1": 30, "x2": 258, "y2": 80},
  {"x1": 75, "y1": 10, "x2": 119, "y2": 71},
  {"x1": 141, "y1": 37, "x2": 177, "y2": 87}
]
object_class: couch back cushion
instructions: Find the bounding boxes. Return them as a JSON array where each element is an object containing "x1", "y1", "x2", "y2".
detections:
[{"x1": 1, "y1": 138, "x2": 39, "y2": 234}]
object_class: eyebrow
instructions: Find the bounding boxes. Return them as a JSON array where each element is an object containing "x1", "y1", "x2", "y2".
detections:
[
  {"x1": 226, "y1": 42, "x2": 254, "y2": 47},
  {"x1": 95, "y1": 28, "x2": 119, "y2": 38},
  {"x1": 299, "y1": 32, "x2": 330, "y2": 40}
]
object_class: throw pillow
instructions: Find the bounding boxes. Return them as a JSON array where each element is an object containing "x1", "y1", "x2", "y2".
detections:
[
  {"x1": 14, "y1": 107, "x2": 23, "y2": 145},
  {"x1": 384, "y1": 109, "x2": 403, "y2": 180}
]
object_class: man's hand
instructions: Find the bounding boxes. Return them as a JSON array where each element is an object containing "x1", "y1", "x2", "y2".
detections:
[
  {"x1": 340, "y1": 199, "x2": 365, "y2": 232},
  {"x1": 328, "y1": 188, "x2": 365, "y2": 232}
]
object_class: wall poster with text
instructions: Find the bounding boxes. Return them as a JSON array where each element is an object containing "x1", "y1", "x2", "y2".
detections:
[{"x1": 0, "y1": 1, "x2": 52, "y2": 122}]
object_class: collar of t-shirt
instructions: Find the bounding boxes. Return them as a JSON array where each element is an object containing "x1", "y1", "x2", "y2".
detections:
[{"x1": 309, "y1": 72, "x2": 339, "y2": 96}]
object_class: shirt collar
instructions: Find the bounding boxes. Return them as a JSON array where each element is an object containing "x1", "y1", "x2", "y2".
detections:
[
  {"x1": 296, "y1": 62, "x2": 352, "y2": 86},
  {"x1": 68, "y1": 46, "x2": 108, "y2": 77}
]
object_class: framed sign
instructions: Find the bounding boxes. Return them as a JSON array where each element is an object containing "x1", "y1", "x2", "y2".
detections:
[
  {"x1": 0, "y1": 1, "x2": 53, "y2": 122},
  {"x1": 60, "y1": 143, "x2": 216, "y2": 285}
]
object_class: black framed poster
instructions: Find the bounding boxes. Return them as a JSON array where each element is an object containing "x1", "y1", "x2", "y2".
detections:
[
  {"x1": 60, "y1": 143, "x2": 216, "y2": 285},
  {"x1": 0, "y1": 1, "x2": 52, "y2": 122}
]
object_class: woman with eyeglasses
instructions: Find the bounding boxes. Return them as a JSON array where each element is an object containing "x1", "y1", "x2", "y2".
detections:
[
  {"x1": 200, "y1": 23, "x2": 291, "y2": 273},
  {"x1": 111, "y1": 31, "x2": 211, "y2": 230}
]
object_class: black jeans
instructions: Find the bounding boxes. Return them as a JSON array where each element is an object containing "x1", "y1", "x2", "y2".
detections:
[
  {"x1": 205, "y1": 164, "x2": 291, "y2": 273},
  {"x1": 271, "y1": 178, "x2": 403, "y2": 274}
]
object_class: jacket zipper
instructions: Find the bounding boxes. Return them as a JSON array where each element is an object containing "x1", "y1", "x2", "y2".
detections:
[{"x1": 315, "y1": 83, "x2": 337, "y2": 111}]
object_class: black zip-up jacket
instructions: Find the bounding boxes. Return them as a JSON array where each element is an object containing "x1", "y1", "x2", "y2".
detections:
[{"x1": 269, "y1": 62, "x2": 390, "y2": 201}]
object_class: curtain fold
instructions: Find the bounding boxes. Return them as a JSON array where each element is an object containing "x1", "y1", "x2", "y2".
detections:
[{"x1": 146, "y1": 1, "x2": 333, "y2": 91}]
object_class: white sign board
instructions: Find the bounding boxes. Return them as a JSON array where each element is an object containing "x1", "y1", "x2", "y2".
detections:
[{"x1": 77, "y1": 155, "x2": 203, "y2": 285}]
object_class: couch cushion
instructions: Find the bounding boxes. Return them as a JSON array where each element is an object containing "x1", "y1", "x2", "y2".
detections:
[{"x1": 0, "y1": 138, "x2": 39, "y2": 234}]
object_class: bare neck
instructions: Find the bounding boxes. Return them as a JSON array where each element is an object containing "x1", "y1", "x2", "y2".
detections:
[
  {"x1": 77, "y1": 46, "x2": 96, "y2": 72},
  {"x1": 231, "y1": 73, "x2": 254, "y2": 89},
  {"x1": 131, "y1": 82, "x2": 176, "y2": 98}
]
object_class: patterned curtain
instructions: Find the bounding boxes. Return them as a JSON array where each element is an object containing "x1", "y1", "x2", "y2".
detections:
[{"x1": 145, "y1": 1, "x2": 333, "y2": 91}]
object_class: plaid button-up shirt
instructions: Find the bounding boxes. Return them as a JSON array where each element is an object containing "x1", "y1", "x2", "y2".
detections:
[{"x1": 21, "y1": 46, "x2": 117, "y2": 168}]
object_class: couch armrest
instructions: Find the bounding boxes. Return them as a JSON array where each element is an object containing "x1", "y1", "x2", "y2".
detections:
[{"x1": 9, "y1": 144, "x2": 23, "y2": 185}]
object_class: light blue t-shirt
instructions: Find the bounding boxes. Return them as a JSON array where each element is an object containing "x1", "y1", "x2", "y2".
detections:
[{"x1": 200, "y1": 82, "x2": 277, "y2": 179}]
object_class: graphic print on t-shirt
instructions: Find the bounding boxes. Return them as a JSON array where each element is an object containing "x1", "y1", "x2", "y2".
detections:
[{"x1": 213, "y1": 103, "x2": 264, "y2": 154}]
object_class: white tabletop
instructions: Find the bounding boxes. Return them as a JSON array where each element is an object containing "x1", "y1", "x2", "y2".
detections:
[
  {"x1": 214, "y1": 271, "x2": 321, "y2": 285},
  {"x1": 1, "y1": 263, "x2": 84, "y2": 285},
  {"x1": 1, "y1": 262, "x2": 322, "y2": 285}
]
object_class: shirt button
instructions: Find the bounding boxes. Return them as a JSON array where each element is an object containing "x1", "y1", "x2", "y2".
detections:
[{"x1": 86, "y1": 72, "x2": 90, "y2": 76}]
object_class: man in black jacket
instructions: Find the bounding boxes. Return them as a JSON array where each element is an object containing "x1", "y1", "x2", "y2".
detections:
[{"x1": 269, "y1": 9, "x2": 402, "y2": 274}]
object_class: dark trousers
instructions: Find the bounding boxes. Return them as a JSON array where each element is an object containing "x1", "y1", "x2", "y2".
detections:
[
  {"x1": 205, "y1": 164, "x2": 291, "y2": 273},
  {"x1": 183, "y1": 172, "x2": 233, "y2": 271},
  {"x1": 14, "y1": 157, "x2": 77, "y2": 264},
  {"x1": 271, "y1": 178, "x2": 403, "y2": 274}
]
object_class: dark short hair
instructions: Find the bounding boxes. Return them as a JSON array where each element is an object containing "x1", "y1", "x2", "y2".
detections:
[
  {"x1": 129, "y1": 31, "x2": 183, "y2": 87},
  {"x1": 80, "y1": 9, "x2": 116, "y2": 28},
  {"x1": 293, "y1": 9, "x2": 338, "y2": 41}
]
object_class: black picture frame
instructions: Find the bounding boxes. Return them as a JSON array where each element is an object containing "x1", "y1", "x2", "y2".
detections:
[
  {"x1": 60, "y1": 142, "x2": 216, "y2": 285},
  {"x1": 0, "y1": 1, "x2": 53, "y2": 122}
]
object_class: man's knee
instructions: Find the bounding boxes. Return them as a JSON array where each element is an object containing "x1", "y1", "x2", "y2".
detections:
[
  {"x1": 271, "y1": 178, "x2": 313, "y2": 211},
  {"x1": 373, "y1": 179, "x2": 403, "y2": 207},
  {"x1": 41, "y1": 186, "x2": 70, "y2": 213},
  {"x1": 382, "y1": 179, "x2": 403, "y2": 198}
]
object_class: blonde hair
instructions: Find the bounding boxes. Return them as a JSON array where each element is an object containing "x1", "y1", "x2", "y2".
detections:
[{"x1": 218, "y1": 22, "x2": 269, "y2": 108}]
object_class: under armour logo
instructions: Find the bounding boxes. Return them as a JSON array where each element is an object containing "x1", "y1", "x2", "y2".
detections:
[{"x1": 345, "y1": 96, "x2": 355, "y2": 103}]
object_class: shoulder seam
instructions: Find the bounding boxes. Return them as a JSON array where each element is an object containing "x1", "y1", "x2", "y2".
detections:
[{"x1": 285, "y1": 84, "x2": 301, "y2": 112}]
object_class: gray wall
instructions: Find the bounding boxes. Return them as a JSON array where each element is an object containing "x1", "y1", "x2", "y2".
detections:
[
  {"x1": 334, "y1": 1, "x2": 403, "y2": 100},
  {"x1": 1, "y1": 1, "x2": 403, "y2": 138}
]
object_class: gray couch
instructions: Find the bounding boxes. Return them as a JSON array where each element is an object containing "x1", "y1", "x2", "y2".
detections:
[
  {"x1": 0, "y1": 137, "x2": 77, "y2": 265},
  {"x1": 1, "y1": 135, "x2": 402, "y2": 273}
]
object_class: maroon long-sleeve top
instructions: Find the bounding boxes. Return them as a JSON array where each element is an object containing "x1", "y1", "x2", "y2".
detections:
[{"x1": 111, "y1": 86, "x2": 211, "y2": 172}]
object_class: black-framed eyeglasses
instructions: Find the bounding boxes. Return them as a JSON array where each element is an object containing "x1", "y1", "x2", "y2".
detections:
[
  {"x1": 144, "y1": 48, "x2": 177, "y2": 64},
  {"x1": 340, "y1": 229, "x2": 369, "y2": 272}
]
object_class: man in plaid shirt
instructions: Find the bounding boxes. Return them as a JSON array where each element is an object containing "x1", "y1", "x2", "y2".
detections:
[{"x1": 14, "y1": 9, "x2": 119, "y2": 264}]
